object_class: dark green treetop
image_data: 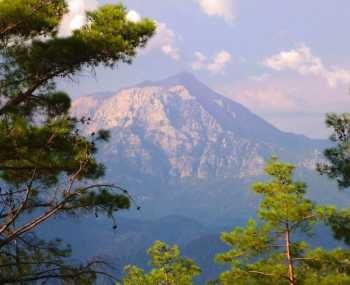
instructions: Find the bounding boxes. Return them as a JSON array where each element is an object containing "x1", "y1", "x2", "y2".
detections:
[
  {"x1": 0, "y1": 0, "x2": 155, "y2": 283},
  {"x1": 317, "y1": 113, "x2": 350, "y2": 189},
  {"x1": 316, "y1": 113, "x2": 350, "y2": 245}
]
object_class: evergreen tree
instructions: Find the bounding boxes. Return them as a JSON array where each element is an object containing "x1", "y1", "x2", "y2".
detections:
[
  {"x1": 215, "y1": 158, "x2": 350, "y2": 285},
  {"x1": 119, "y1": 241, "x2": 201, "y2": 285},
  {"x1": 0, "y1": 0, "x2": 155, "y2": 283},
  {"x1": 316, "y1": 113, "x2": 350, "y2": 245},
  {"x1": 317, "y1": 113, "x2": 350, "y2": 188}
]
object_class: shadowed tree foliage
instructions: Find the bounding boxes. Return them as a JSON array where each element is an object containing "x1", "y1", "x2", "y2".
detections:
[
  {"x1": 215, "y1": 158, "x2": 350, "y2": 285},
  {"x1": 317, "y1": 113, "x2": 350, "y2": 189},
  {"x1": 119, "y1": 240, "x2": 201, "y2": 285},
  {"x1": 0, "y1": 235, "x2": 116, "y2": 284},
  {"x1": 0, "y1": 0, "x2": 155, "y2": 283},
  {"x1": 316, "y1": 113, "x2": 350, "y2": 245}
]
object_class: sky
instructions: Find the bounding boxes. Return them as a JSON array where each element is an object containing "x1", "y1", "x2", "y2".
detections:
[{"x1": 58, "y1": 0, "x2": 350, "y2": 139}]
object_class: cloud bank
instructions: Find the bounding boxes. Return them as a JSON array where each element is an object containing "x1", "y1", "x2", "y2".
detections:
[
  {"x1": 231, "y1": 84, "x2": 299, "y2": 113},
  {"x1": 144, "y1": 21, "x2": 181, "y2": 61},
  {"x1": 195, "y1": 0, "x2": 237, "y2": 23},
  {"x1": 192, "y1": 50, "x2": 232, "y2": 73},
  {"x1": 126, "y1": 9, "x2": 180, "y2": 61},
  {"x1": 126, "y1": 10, "x2": 141, "y2": 23},
  {"x1": 59, "y1": 0, "x2": 98, "y2": 37},
  {"x1": 263, "y1": 45, "x2": 350, "y2": 88}
]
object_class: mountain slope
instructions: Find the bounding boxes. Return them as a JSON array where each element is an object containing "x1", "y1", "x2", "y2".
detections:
[{"x1": 72, "y1": 72, "x2": 325, "y2": 182}]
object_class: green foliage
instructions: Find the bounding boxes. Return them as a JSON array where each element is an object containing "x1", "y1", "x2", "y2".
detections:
[
  {"x1": 317, "y1": 113, "x2": 350, "y2": 189},
  {"x1": 1, "y1": 3, "x2": 155, "y2": 117},
  {"x1": 0, "y1": 116, "x2": 103, "y2": 185},
  {"x1": 215, "y1": 158, "x2": 349, "y2": 285},
  {"x1": 325, "y1": 209, "x2": 350, "y2": 245},
  {"x1": 0, "y1": 236, "x2": 103, "y2": 284},
  {"x1": 0, "y1": 0, "x2": 67, "y2": 40},
  {"x1": 299, "y1": 248, "x2": 350, "y2": 285},
  {"x1": 0, "y1": 0, "x2": 155, "y2": 283},
  {"x1": 316, "y1": 113, "x2": 350, "y2": 245},
  {"x1": 120, "y1": 241, "x2": 201, "y2": 285}
]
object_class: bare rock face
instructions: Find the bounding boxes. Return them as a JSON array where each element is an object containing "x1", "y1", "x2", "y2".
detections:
[{"x1": 71, "y1": 73, "x2": 326, "y2": 182}]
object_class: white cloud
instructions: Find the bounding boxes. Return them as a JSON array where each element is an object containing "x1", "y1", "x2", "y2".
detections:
[
  {"x1": 123, "y1": 9, "x2": 182, "y2": 62},
  {"x1": 144, "y1": 21, "x2": 181, "y2": 61},
  {"x1": 59, "y1": 0, "x2": 98, "y2": 37},
  {"x1": 208, "y1": 51, "x2": 232, "y2": 73},
  {"x1": 192, "y1": 50, "x2": 231, "y2": 73},
  {"x1": 192, "y1": 51, "x2": 207, "y2": 70},
  {"x1": 60, "y1": 3, "x2": 180, "y2": 61},
  {"x1": 230, "y1": 84, "x2": 299, "y2": 113},
  {"x1": 219, "y1": 74, "x2": 350, "y2": 138},
  {"x1": 263, "y1": 45, "x2": 350, "y2": 88},
  {"x1": 126, "y1": 10, "x2": 141, "y2": 23},
  {"x1": 326, "y1": 69, "x2": 350, "y2": 88},
  {"x1": 162, "y1": 44, "x2": 180, "y2": 61},
  {"x1": 263, "y1": 46, "x2": 323, "y2": 75},
  {"x1": 195, "y1": 0, "x2": 237, "y2": 23}
]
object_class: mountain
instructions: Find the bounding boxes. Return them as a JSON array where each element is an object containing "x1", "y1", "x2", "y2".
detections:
[
  {"x1": 69, "y1": 72, "x2": 345, "y2": 222},
  {"x1": 72, "y1": 72, "x2": 325, "y2": 182},
  {"x1": 66, "y1": 73, "x2": 349, "y2": 283}
]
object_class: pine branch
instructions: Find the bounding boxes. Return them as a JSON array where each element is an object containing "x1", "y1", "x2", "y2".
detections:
[{"x1": 0, "y1": 169, "x2": 37, "y2": 235}]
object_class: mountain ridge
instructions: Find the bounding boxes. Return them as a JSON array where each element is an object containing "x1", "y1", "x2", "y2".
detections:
[
  {"x1": 71, "y1": 72, "x2": 326, "y2": 182},
  {"x1": 74, "y1": 72, "x2": 325, "y2": 143},
  {"x1": 143, "y1": 72, "x2": 326, "y2": 146}
]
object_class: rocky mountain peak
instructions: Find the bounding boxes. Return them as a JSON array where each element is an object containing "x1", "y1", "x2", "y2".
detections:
[{"x1": 71, "y1": 73, "x2": 325, "y2": 181}]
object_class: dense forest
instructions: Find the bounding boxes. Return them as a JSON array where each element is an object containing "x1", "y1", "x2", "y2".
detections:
[{"x1": 0, "y1": 1, "x2": 350, "y2": 284}]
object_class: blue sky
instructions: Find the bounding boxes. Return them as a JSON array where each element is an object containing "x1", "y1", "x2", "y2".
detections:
[{"x1": 58, "y1": 0, "x2": 350, "y2": 138}]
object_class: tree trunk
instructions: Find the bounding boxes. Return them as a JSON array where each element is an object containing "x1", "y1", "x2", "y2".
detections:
[{"x1": 285, "y1": 223, "x2": 296, "y2": 285}]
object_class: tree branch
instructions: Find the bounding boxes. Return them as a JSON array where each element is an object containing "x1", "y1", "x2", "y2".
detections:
[{"x1": 0, "y1": 169, "x2": 37, "y2": 235}]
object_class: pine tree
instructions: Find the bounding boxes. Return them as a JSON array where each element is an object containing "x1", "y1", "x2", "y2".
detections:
[
  {"x1": 0, "y1": 0, "x2": 155, "y2": 283},
  {"x1": 120, "y1": 241, "x2": 201, "y2": 285},
  {"x1": 317, "y1": 113, "x2": 350, "y2": 188},
  {"x1": 316, "y1": 113, "x2": 350, "y2": 245},
  {"x1": 215, "y1": 158, "x2": 350, "y2": 285}
]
